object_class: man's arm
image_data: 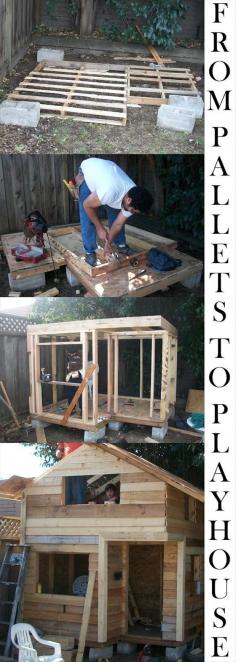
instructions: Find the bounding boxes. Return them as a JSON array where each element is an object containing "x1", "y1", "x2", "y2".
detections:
[
  {"x1": 83, "y1": 192, "x2": 109, "y2": 242},
  {"x1": 108, "y1": 211, "x2": 127, "y2": 244}
]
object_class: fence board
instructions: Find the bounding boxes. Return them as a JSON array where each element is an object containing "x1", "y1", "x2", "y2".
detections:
[{"x1": 0, "y1": 0, "x2": 35, "y2": 77}]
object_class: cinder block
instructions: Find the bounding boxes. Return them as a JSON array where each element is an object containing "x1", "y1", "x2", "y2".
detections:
[
  {"x1": 32, "y1": 419, "x2": 49, "y2": 430},
  {"x1": 166, "y1": 645, "x2": 187, "y2": 660},
  {"x1": 157, "y1": 104, "x2": 196, "y2": 133},
  {"x1": 117, "y1": 641, "x2": 138, "y2": 654},
  {"x1": 66, "y1": 267, "x2": 80, "y2": 287},
  {"x1": 89, "y1": 645, "x2": 113, "y2": 660},
  {"x1": 152, "y1": 423, "x2": 168, "y2": 440},
  {"x1": 0, "y1": 100, "x2": 40, "y2": 128},
  {"x1": 108, "y1": 421, "x2": 124, "y2": 431},
  {"x1": 169, "y1": 94, "x2": 204, "y2": 119},
  {"x1": 37, "y1": 48, "x2": 65, "y2": 62},
  {"x1": 8, "y1": 272, "x2": 46, "y2": 292},
  {"x1": 84, "y1": 426, "x2": 106, "y2": 443}
]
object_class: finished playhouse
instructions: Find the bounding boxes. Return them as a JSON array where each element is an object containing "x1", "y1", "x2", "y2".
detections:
[
  {"x1": 21, "y1": 443, "x2": 204, "y2": 652},
  {"x1": 27, "y1": 315, "x2": 178, "y2": 433}
]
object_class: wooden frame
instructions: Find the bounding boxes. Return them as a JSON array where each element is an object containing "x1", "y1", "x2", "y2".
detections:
[
  {"x1": 27, "y1": 316, "x2": 178, "y2": 431},
  {"x1": 128, "y1": 65, "x2": 199, "y2": 106},
  {"x1": 9, "y1": 60, "x2": 128, "y2": 127}
]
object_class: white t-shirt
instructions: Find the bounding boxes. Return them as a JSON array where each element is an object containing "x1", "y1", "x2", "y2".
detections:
[{"x1": 80, "y1": 158, "x2": 136, "y2": 218}]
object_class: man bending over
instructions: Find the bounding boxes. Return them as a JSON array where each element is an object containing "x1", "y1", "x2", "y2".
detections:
[{"x1": 74, "y1": 157, "x2": 154, "y2": 267}]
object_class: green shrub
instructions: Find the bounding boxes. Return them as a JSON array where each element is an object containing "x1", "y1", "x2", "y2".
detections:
[{"x1": 103, "y1": 0, "x2": 187, "y2": 48}]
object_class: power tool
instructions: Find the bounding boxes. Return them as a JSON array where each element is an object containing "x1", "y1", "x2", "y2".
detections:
[{"x1": 23, "y1": 211, "x2": 48, "y2": 247}]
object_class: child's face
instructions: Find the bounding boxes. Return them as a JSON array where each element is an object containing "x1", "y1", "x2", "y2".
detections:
[{"x1": 106, "y1": 487, "x2": 115, "y2": 498}]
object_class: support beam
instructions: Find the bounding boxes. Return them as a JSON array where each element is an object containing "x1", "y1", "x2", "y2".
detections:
[
  {"x1": 98, "y1": 537, "x2": 108, "y2": 643},
  {"x1": 76, "y1": 568, "x2": 96, "y2": 662},
  {"x1": 176, "y1": 539, "x2": 186, "y2": 641},
  {"x1": 139, "y1": 338, "x2": 143, "y2": 398},
  {"x1": 61, "y1": 363, "x2": 96, "y2": 425},
  {"x1": 92, "y1": 330, "x2": 98, "y2": 423},
  {"x1": 82, "y1": 331, "x2": 88, "y2": 423},
  {"x1": 51, "y1": 335, "x2": 57, "y2": 405},
  {"x1": 114, "y1": 336, "x2": 119, "y2": 414},
  {"x1": 150, "y1": 335, "x2": 155, "y2": 417},
  {"x1": 107, "y1": 334, "x2": 113, "y2": 413},
  {"x1": 160, "y1": 332, "x2": 169, "y2": 421}
]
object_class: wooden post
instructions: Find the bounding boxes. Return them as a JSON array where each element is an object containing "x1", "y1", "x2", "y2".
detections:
[
  {"x1": 35, "y1": 336, "x2": 43, "y2": 414},
  {"x1": 5, "y1": 0, "x2": 12, "y2": 67},
  {"x1": 150, "y1": 335, "x2": 155, "y2": 417},
  {"x1": 92, "y1": 330, "x2": 98, "y2": 423},
  {"x1": 76, "y1": 568, "x2": 96, "y2": 662},
  {"x1": 20, "y1": 497, "x2": 26, "y2": 545},
  {"x1": 160, "y1": 332, "x2": 169, "y2": 421},
  {"x1": 139, "y1": 338, "x2": 143, "y2": 398},
  {"x1": 82, "y1": 332, "x2": 88, "y2": 423},
  {"x1": 121, "y1": 543, "x2": 129, "y2": 634},
  {"x1": 107, "y1": 334, "x2": 113, "y2": 413},
  {"x1": 114, "y1": 336, "x2": 119, "y2": 414},
  {"x1": 98, "y1": 536, "x2": 108, "y2": 643},
  {"x1": 51, "y1": 336, "x2": 57, "y2": 405},
  {"x1": 176, "y1": 540, "x2": 186, "y2": 641}
]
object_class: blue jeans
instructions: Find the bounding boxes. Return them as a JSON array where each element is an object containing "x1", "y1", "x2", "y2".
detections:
[{"x1": 78, "y1": 181, "x2": 126, "y2": 254}]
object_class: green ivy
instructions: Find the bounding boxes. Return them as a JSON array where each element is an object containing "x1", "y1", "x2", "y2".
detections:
[{"x1": 103, "y1": 0, "x2": 187, "y2": 48}]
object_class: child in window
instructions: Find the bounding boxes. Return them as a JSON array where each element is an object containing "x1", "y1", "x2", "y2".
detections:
[{"x1": 104, "y1": 483, "x2": 119, "y2": 504}]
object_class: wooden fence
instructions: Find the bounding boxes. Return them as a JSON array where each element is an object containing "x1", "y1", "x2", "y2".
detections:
[
  {"x1": 0, "y1": 155, "x2": 160, "y2": 234},
  {"x1": 0, "y1": 318, "x2": 29, "y2": 420},
  {"x1": 0, "y1": 0, "x2": 35, "y2": 77}
]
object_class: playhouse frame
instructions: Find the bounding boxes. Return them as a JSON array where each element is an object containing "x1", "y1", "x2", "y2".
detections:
[{"x1": 27, "y1": 316, "x2": 178, "y2": 431}]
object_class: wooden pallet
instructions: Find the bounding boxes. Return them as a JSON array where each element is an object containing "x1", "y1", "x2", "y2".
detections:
[
  {"x1": 128, "y1": 65, "x2": 199, "y2": 106},
  {"x1": 8, "y1": 60, "x2": 128, "y2": 126}
]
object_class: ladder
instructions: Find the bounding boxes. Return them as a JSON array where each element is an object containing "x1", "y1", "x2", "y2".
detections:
[{"x1": 0, "y1": 544, "x2": 30, "y2": 657}]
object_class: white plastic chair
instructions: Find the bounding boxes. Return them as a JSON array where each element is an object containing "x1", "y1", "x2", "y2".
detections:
[{"x1": 11, "y1": 623, "x2": 63, "y2": 662}]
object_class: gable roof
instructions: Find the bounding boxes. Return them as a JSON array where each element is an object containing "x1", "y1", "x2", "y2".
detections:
[{"x1": 29, "y1": 443, "x2": 204, "y2": 502}]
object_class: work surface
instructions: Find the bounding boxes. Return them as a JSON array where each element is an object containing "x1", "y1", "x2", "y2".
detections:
[{"x1": 1, "y1": 225, "x2": 203, "y2": 297}]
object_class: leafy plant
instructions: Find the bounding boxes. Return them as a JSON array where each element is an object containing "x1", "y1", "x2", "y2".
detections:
[
  {"x1": 157, "y1": 155, "x2": 204, "y2": 241},
  {"x1": 103, "y1": 0, "x2": 187, "y2": 48}
]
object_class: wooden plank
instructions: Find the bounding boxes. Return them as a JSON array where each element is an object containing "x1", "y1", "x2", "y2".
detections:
[
  {"x1": 51, "y1": 336, "x2": 57, "y2": 405},
  {"x1": 149, "y1": 335, "x2": 155, "y2": 418},
  {"x1": 92, "y1": 330, "x2": 98, "y2": 423},
  {"x1": 107, "y1": 335, "x2": 113, "y2": 413},
  {"x1": 61, "y1": 363, "x2": 96, "y2": 425},
  {"x1": 176, "y1": 540, "x2": 185, "y2": 641},
  {"x1": 76, "y1": 569, "x2": 96, "y2": 662},
  {"x1": 114, "y1": 336, "x2": 119, "y2": 414},
  {"x1": 139, "y1": 339, "x2": 143, "y2": 399},
  {"x1": 98, "y1": 537, "x2": 108, "y2": 642},
  {"x1": 82, "y1": 332, "x2": 89, "y2": 423}
]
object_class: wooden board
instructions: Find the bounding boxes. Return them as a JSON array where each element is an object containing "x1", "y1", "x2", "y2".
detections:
[
  {"x1": 46, "y1": 224, "x2": 177, "y2": 279},
  {"x1": 128, "y1": 66, "x2": 199, "y2": 106},
  {"x1": 186, "y1": 389, "x2": 204, "y2": 413},
  {"x1": 1, "y1": 225, "x2": 177, "y2": 282},
  {"x1": 1, "y1": 231, "x2": 65, "y2": 279},
  {"x1": 8, "y1": 61, "x2": 128, "y2": 127},
  {"x1": 67, "y1": 248, "x2": 203, "y2": 298}
]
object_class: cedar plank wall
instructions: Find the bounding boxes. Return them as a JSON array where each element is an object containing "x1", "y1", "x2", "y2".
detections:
[
  {"x1": 162, "y1": 542, "x2": 177, "y2": 641},
  {"x1": 166, "y1": 485, "x2": 204, "y2": 540},
  {"x1": 0, "y1": 0, "x2": 35, "y2": 77},
  {"x1": 184, "y1": 551, "x2": 204, "y2": 641},
  {"x1": 107, "y1": 544, "x2": 126, "y2": 641}
]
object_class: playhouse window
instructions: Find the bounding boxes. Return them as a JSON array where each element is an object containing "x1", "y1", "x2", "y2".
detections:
[
  {"x1": 63, "y1": 475, "x2": 120, "y2": 505},
  {"x1": 38, "y1": 553, "x2": 89, "y2": 595}
]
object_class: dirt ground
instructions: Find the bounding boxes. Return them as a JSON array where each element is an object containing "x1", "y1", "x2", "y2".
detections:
[{"x1": 0, "y1": 45, "x2": 204, "y2": 155}]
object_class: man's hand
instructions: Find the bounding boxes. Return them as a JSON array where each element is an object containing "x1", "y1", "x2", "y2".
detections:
[{"x1": 97, "y1": 225, "x2": 109, "y2": 242}]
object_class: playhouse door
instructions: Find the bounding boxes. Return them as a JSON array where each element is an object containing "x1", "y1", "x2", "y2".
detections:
[{"x1": 128, "y1": 544, "x2": 164, "y2": 638}]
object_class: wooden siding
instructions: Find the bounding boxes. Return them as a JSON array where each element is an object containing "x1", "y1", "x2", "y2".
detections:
[
  {"x1": 161, "y1": 543, "x2": 177, "y2": 640},
  {"x1": 166, "y1": 485, "x2": 204, "y2": 540},
  {"x1": 184, "y1": 548, "x2": 204, "y2": 640},
  {"x1": 23, "y1": 550, "x2": 99, "y2": 643},
  {"x1": 120, "y1": 472, "x2": 167, "y2": 505}
]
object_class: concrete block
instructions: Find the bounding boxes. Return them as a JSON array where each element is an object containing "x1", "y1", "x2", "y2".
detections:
[
  {"x1": 37, "y1": 48, "x2": 65, "y2": 62},
  {"x1": 66, "y1": 267, "x2": 80, "y2": 287},
  {"x1": 32, "y1": 419, "x2": 50, "y2": 430},
  {"x1": 152, "y1": 422, "x2": 168, "y2": 440},
  {"x1": 182, "y1": 271, "x2": 202, "y2": 289},
  {"x1": 169, "y1": 94, "x2": 204, "y2": 119},
  {"x1": 89, "y1": 645, "x2": 113, "y2": 660},
  {"x1": 8, "y1": 272, "x2": 46, "y2": 292},
  {"x1": 157, "y1": 104, "x2": 196, "y2": 133},
  {"x1": 117, "y1": 641, "x2": 138, "y2": 654},
  {"x1": 166, "y1": 645, "x2": 187, "y2": 660},
  {"x1": 108, "y1": 421, "x2": 124, "y2": 431},
  {"x1": 84, "y1": 426, "x2": 106, "y2": 443},
  {"x1": 0, "y1": 100, "x2": 40, "y2": 128}
]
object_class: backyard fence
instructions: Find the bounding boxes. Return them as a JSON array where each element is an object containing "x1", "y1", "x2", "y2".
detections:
[
  {"x1": 0, "y1": 155, "x2": 161, "y2": 234},
  {"x1": 0, "y1": 0, "x2": 36, "y2": 77},
  {"x1": 0, "y1": 314, "x2": 30, "y2": 420}
]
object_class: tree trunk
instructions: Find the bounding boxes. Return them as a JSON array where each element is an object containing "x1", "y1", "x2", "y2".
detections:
[{"x1": 79, "y1": 0, "x2": 98, "y2": 35}]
